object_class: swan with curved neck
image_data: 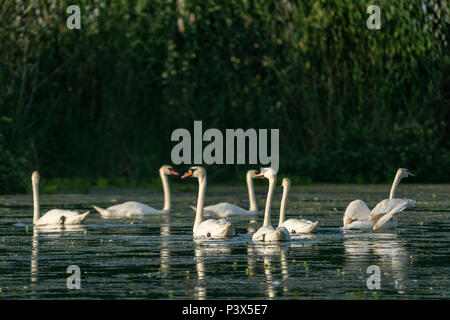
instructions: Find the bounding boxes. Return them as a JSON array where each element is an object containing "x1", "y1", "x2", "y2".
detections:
[
  {"x1": 32, "y1": 171, "x2": 90, "y2": 225},
  {"x1": 252, "y1": 168, "x2": 290, "y2": 242},
  {"x1": 279, "y1": 178, "x2": 319, "y2": 234},
  {"x1": 342, "y1": 168, "x2": 416, "y2": 231},
  {"x1": 190, "y1": 170, "x2": 259, "y2": 218},
  {"x1": 182, "y1": 166, "x2": 235, "y2": 238},
  {"x1": 92, "y1": 165, "x2": 179, "y2": 218}
]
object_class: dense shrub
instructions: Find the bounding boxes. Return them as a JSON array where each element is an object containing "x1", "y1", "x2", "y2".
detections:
[
  {"x1": 0, "y1": 0, "x2": 448, "y2": 193},
  {"x1": 0, "y1": 117, "x2": 28, "y2": 193}
]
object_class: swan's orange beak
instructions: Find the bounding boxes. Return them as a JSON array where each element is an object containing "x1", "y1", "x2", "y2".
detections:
[
  {"x1": 170, "y1": 169, "x2": 179, "y2": 176},
  {"x1": 181, "y1": 170, "x2": 193, "y2": 179},
  {"x1": 255, "y1": 172, "x2": 265, "y2": 179}
]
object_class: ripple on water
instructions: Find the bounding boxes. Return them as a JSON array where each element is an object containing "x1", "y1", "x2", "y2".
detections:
[{"x1": 0, "y1": 184, "x2": 448, "y2": 299}]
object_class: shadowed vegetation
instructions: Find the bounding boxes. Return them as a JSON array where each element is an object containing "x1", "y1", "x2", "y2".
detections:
[{"x1": 0, "y1": 0, "x2": 449, "y2": 194}]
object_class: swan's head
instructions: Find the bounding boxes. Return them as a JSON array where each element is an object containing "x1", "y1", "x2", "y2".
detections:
[
  {"x1": 397, "y1": 168, "x2": 415, "y2": 178},
  {"x1": 247, "y1": 169, "x2": 259, "y2": 179},
  {"x1": 255, "y1": 167, "x2": 277, "y2": 180},
  {"x1": 181, "y1": 166, "x2": 205, "y2": 179},
  {"x1": 160, "y1": 165, "x2": 179, "y2": 176},
  {"x1": 32, "y1": 171, "x2": 40, "y2": 183},
  {"x1": 281, "y1": 178, "x2": 291, "y2": 189}
]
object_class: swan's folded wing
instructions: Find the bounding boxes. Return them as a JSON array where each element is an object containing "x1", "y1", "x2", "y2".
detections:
[
  {"x1": 203, "y1": 202, "x2": 249, "y2": 217},
  {"x1": 369, "y1": 198, "x2": 416, "y2": 220},
  {"x1": 36, "y1": 209, "x2": 80, "y2": 225},
  {"x1": 191, "y1": 205, "x2": 220, "y2": 217},
  {"x1": 373, "y1": 212, "x2": 395, "y2": 231},
  {"x1": 344, "y1": 200, "x2": 371, "y2": 220},
  {"x1": 108, "y1": 201, "x2": 149, "y2": 211}
]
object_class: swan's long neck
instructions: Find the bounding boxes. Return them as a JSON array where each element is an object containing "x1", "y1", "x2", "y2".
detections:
[
  {"x1": 32, "y1": 179, "x2": 40, "y2": 224},
  {"x1": 194, "y1": 175, "x2": 207, "y2": 233},
  {"x1": 160, "y1": 172, "x2": 171, "y2": 211},
  {"x1": 246, "y1": 172, "x2": 257, "y2": 211},
  {"x1": 279, "y1": 184, "x2": 289, "y2": 227},
  {"x1": 389, "y1": 172, "x2": 403, "y2": 200},
  {"x1": 263, "y1": 175, "x2": 276, "y2": 227}
]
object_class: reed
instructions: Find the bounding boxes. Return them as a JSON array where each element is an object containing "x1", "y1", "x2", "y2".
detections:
[{"x1": 0, "y1": 0, "x2": 448, "y2": 194}]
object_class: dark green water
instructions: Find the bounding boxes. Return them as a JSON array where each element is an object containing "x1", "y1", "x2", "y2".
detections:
[{"x1": 0, "y1": 184, "x2": 448, "y2": 299}]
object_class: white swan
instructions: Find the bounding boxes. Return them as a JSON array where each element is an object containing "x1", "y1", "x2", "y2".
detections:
[
  {"x1": 92, "y1": 165, "x2": 179, "y2": 218},
  {"x1": 278, "y1": 178, "x2": 319, "y2": 234},
  {"x1": 182, "y1": 166, "x2": 235, "y2": 238},
  {"x1": 252, "y1": 168, "x2": 290, "y2": 242},
  {"x1": 32, "y1": 171, "x2": 90, "y2": 226},
  {"x1": 342, "y1": 168, "x2": 416, "y2": 231},
  {"x1": 190, "y1": 170, "x2": 259, "y2": 218}
]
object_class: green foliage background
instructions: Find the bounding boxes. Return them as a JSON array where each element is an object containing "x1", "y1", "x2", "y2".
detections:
[{"x1": 0, "y1": 0, "x2": 449, "y2": 194}]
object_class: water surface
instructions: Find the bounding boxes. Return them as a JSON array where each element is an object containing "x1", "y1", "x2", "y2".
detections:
[{"x1": 0, "y1": 184, "x2": 448, "y2": 299}]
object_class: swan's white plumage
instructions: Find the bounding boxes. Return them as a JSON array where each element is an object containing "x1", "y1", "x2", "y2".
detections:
[
  {"x1": 200, "y1": 203, "x2": 257, "y2": 218},
  {"x1": 342, "y1": 168, "x2": 416, "y2": 231},
  {"x1": 94, "y1": 201, "x2": 166, "y2": 218},
  {"x1": 342, "y1": 198, "x2": 415, "y2": 231},
  {"x1": 31, "y1": 171, "x2": 90, "y2": 226},
  {"x1": 93, "y1": 165, "x2": 177, "y2": 218},
  {"x1": 373, "y1": 212, "x2": 396, "y2": 231},
  {"x1": 252, "y1": 225, "x2": 275, "y2": 241},
  {"x1": 264, "y1": 227, "x2": 291, "y2": 242},
  {"x1": 370, "y1": 199, "x2": 416, "y2": 230},
  {"x1": 342, "y1": 220, "x2": 375, "y2": 230},
  {"x1": 344, "y1": 200, "x2": 371, "y2": 221},
  {"x1": 252, "y1": 168, "x2": 291, "y2": 242},
  {"x1": 35, "y1": 209, "x2": 90, "y2": 226},
  {"x1": 281, "y1": 219, "x2": 319, "y2": 234},
  {"x1": 194, "y1": 219, "x2": 235, "y2": 238},
  {"x1": 182, "y1": 166, "x2": 235, "y2": 239},
  {"x1": 31, "y1": 171, "x2": 89, "y2": 226},
  {"x1": 278, "y1": 178, "x2": 318, "y2": 234},
  {"x1": 191, "y1": 170, "x2": 259, "y2": 218},
  {"x1": 252, "y1": 225, "x2": 290, "y2": 242},
  {"x1": 369, "y1": 199, "x2": 417, "y2": 220}
]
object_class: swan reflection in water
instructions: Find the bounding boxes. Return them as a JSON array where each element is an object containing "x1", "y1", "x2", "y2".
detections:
[
  {"x1": 194, "y1": 240, "x2": 232, "y2": 300},
  {"x1": 30, "y1": 224, "x2": 87, "y2": 284},
  {"x1": 251, "y1": 242, "x2": 290, "y2": 299},
  {"x1": 31, "y1": 228, "x2": 39, "y2": 284},
  {"x1": 343, "y1": 231, "x2": 407, "y2": 293},
  {"x1": 246, "y1": 217, "x2": 259, "y2": 277},
  {"x1": 159, "y1": 215, "x2": 171, "y2": 281}
]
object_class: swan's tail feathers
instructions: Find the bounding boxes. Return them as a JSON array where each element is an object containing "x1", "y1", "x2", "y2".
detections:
[
  {"x1": 78, "y1": 211, "x2": 90, "y2": 223},
  {"x1": 407, "y1": 199, "x2": 417, "y2": 207},
  {"x1": 222, "y1": 220, "x2": 235, "y2": 237},
  {"x1": 307, "y1": 221, "x2": 319, "y2": 233},
  {"x1": 276, "y1": 228, "x2": 284, "y2": 237},
  {"x1": 92, "y1": 205, "x2": 110, "y2": 218},
  {"x1": 373, "y1": 212, "x2": 395, "y2": 231}
]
